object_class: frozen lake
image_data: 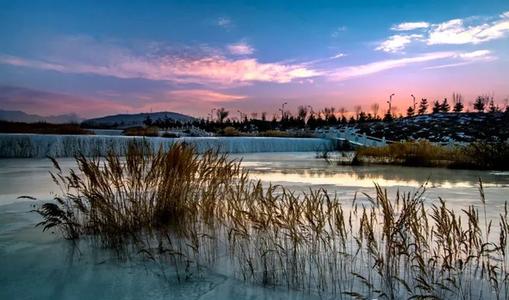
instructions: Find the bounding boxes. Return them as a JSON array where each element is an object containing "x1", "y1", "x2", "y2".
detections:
[{"x1": 1, "y1": 152, "x2": 508, "y2": 299}]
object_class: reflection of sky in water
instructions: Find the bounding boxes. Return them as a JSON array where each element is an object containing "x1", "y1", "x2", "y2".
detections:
[{"x1": 232, "y1": 152, "x2": 509, "y2": 188}]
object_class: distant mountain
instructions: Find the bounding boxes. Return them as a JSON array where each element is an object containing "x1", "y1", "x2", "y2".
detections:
[
  {"x1": 0, "y1": 109, "x2": 81, "y2": 124},
  {"x1": 82, "y1": 111, "x2": 195, "y2": 128}
]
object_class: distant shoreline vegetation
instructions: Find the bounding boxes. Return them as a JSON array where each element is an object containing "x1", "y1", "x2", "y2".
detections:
[
  {"x1": 348, "y1": 140, "x2": 509, "y2": 170},
  {"x1": 0, "y1": 121, "x2": 93, "y2": 135}
]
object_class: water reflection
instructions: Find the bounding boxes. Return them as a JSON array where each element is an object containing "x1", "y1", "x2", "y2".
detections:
[{"x1": 235, "y1": 152, "x2": 509, "y2": 188}]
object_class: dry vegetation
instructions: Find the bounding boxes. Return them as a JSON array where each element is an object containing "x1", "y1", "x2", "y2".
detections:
[
  {"x1": 29, "y1": 142, "x2": 509, "y2": 299},
  {"x1": 122, "y1": 126, "x2": 159, "y2": 137},
  {"x1": 357, "y1": 140, "x2": 509, "y2": 170}
]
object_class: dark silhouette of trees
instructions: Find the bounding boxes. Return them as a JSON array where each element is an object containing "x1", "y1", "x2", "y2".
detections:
[
  {"x1": 488, "y1": 98, "x2": 500, "y2": 113},
  {"x1": 473, "y1": 96, "x2": 487, "y2": 113},
  {"x1": 452, "y1": 93, "x2": 464, "y2": 113},
  {"x1": 418, "y1": 98, "x2": 428, "y2": 115},
  {"x1": 143, "y1": 115, "x2": 153, "y2": 126},
  {"x1": 406, "y1": 106, "x2": 415, "y2": 117},
  {"x1": 432, "y1": 100, "x2": 441, "y2": 114},
  {"x1": 216, "y1": 108, "x2": 229, "y2": 123},
  {"x1": 440, "y1": 98, "x2": 450, "y2": 112}
]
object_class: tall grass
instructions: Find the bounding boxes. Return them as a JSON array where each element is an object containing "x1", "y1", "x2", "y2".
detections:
[
  {"x1": 357, "y1": 140, "x2": 509, "y2": 170},
  {"x1": 30, "y1": 142, "x2": 509, "y2": 299}
]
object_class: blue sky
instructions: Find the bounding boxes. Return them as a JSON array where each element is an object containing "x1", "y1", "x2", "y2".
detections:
[{"x1": 0, "y1": 0, "x2": 508, "y2": 118}]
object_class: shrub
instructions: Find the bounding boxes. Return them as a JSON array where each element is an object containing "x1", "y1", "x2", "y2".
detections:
[
  {"x1": 122, "y1": 126, "x2": 159, "y2": 137},
  {"x1": 259, "y1": 130, "x2": 288, "y2": 137},
  {"x1": 221, "y1": 126, "x2": 241, "y2": 136}
]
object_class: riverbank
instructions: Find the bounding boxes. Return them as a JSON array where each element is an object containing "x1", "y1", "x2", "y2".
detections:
[{"x1": 352, "y1": 140, "x2": 509, "y2": 170}]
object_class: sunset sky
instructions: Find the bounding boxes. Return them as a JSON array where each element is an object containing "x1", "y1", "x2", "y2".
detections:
[{"x1": 1, "y1": 0, "x2": 509, "y2": 118}]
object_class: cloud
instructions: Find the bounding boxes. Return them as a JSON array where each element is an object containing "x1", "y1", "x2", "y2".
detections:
[
  {"x1": 391, "y1": 22, "x2": 430, "y2": 31},
  {"x1": 328, "y1": 50, "x2": 493, "y2": 81},
  {"x1": 167, "y1": 89, "x2": 246, "y2": 102},
  {"x1": 424, "y1": 50, "x2": 496, "y2": 69},
  {"x1": 331, "y1": 26, "x2": 347, "y2": 38},
  {"x1": 227, "y1": 42, "x2": 254, "y2": 55},
  {"x1": 376, "y1": 34, "x2": 423, "y2": 53},
  {"x1": 427, "y1": 17, "x2": 509, "y2": 45},
  {"x1": 378, "y1": 11, "x2": 509, "y2": 52},
  {"x1": 0, "y1": 37, "x2": 320, "y2": 87},
  {"x1": 0, "y1": 86, "x2": 132, "y2": 118},
  {"x1": 330, "y1": 53, "x2": 346, "y2": 59},
  {"x1": 216, "y1": 17, "x2": 233, "y2": 29}
]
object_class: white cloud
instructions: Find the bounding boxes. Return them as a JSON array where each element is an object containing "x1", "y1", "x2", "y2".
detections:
[
  {"x1": 227, "y1": 42, "x2": 254, "y2": 55},
  {"x1": 391, "y1": 22, "x2": 430, "y2": 31},
  {"x1": 330, "y1": 53, "x2": 346, "y2": 59},
  {"x1": 427, "y1": 18, "x2": 509, "y2": 45},
  {"x1": 378, "y1": 11, "x2": 509, "y2": 52},
  {"x1": 216, "y1": 17, "x2": 232, "y2": 29},
  {"x1": 331, "y1": 26, "x2": 347, "y2": 38},
  {"x1": 375, "y1": 34, "x2": 423, "y2": 53},
  {"x1": 329, "y1": 50, "x2": 493, "y2": 81},
  {"x1": 424, "y1": 50, "x2": 496, "y2": 69}
]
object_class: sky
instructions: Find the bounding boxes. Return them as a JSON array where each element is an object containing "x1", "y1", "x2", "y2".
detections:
[{"x1": 0, "y1": 0, "x2": 509, "y2": 119}]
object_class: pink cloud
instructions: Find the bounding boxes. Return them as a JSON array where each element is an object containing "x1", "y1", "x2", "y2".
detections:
[
  {"x1": 227, "y1": 42, "x2": 254, "y2": 55},
  {"x1": 166, "y1": 89, "x2": 246, "y2": 102},
  {"x1": 328, "y1": 50, "x2": 494, "y2": 81},
  {"x1": 0, "y1": 37, "x2": 320, "y2": 87}
]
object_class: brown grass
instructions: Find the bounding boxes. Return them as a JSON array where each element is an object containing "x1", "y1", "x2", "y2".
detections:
[
  {"x1": 29, "y1": 142, "x2": 509, "y2": 298},
  {"x1": 122, "y1": 126, "x2": 159, "y2": 137},
  {"x1": 259, "y1": 130, "x2": 289, "y2": 137}
]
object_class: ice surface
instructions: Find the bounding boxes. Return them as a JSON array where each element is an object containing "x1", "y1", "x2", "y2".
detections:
[{"x1": 1, "y1": 152, "x2": 508, "y2": 299}]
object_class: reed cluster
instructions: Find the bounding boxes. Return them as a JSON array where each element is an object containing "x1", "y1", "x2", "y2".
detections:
[
  {"x1": 31, "y1": 142, "x2": 509, "y2": 299},
  {"x1": 356, "y1": 140, "x2": 509, "y2": 170}
]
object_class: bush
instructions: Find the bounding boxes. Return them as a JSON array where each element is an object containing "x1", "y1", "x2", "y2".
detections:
[
  {"x1": 259, "y1": 130, "x2": 288, "y2": 137},
  {"x1": 221, "y1": 126, "x2": 241, "y2": 136},
  {"x1": 122, "y1": 126, "x2": 159, "y2": 137}
]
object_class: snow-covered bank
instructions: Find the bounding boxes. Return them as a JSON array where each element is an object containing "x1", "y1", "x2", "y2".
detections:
[{"x1": 0, "y1": 134, "x2": 335, "y2": 158}]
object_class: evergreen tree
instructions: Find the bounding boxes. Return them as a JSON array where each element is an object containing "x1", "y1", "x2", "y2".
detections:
[
  {"x1": 453, "y1": 100, "x2": 464, "y2": 112},
  {"x1": 383, "y1": 112, "x2": 393, "y2": 122},
  {"x1": 432, "y1": 100, "x2": 441, "y2": 113},
  {"x1": 418, "y1": 98, "x2": 428, "y2": 115},
  {"x1": 473, "y1": 96, "x2": 486, "y2": 112},
  {"x1": 488, "y1": 99, "x2": 500, "y2": 113},
  {"x1": 440, "y1": 98, "x2": 450, "y2": 112},
  {"x1": 406, "y1": 106, "x2": 415, "y2": 117},
  {"x1": 143, "y1": 115, "x2": 153, "y2": 126}
]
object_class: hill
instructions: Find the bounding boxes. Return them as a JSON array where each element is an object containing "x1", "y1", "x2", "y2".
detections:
[
  {"x1": 355, "y1": 112, "x2": 509, "y2": 143},
  {"x1": 0, "y1": 110, "x2": 81, "y2": 124},
  {"x1": 82, "y1": 111, "x2": 195, "y2": 128}
]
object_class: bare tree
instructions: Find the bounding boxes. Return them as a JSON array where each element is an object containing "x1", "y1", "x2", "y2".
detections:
[
  {"x1": 297, "y1": 105, "x2": 308, "y2": 121},
  {"x1": 216, "y1": 107, "x2": 229, "y2": 123},
  {"x1": 370, "y1": 103, "x2": 379, "y2": 118},
  {"x1": 354, "y1": 105, "x2": 362, "y2": 119}
]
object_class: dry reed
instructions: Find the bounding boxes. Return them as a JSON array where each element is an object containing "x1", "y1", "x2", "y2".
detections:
[{"x1": 29, "y1": 141, "x2": 509, "y2": 299}]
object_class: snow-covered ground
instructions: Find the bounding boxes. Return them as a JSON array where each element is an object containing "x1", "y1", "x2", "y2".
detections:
[{"x1": 1, "y1": 153, "x2": 508, "y2": 299}]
